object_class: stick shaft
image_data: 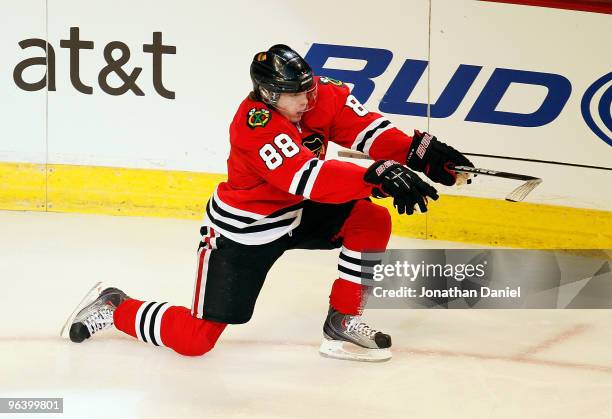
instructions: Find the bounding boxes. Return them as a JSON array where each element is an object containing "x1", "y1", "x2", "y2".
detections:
[
  {"x1": 337, "y1": 150, "x2": 541, "y2": 181},
  {"x1": 452, "y1": 165, "x2": 540, "y2": 182},
  {"x1": 337, "y1": 150, "x2": 542, "y2": 202}
]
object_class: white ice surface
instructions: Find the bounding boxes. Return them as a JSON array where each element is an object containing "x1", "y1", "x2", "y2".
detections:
[{"x1": 1, "y1": 210, "x2": 611, "y2": 419}]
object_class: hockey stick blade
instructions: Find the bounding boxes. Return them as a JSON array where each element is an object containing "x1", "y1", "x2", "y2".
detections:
[
  {"x1": 451, "y1": 166, "x2": 542, "y2": 202},
  {"x1": 337, "y1": 150, "x2": 542, "y2": 202},
  {"x1": 505, "y1": 179, "x2": 542, "y2": 202}
]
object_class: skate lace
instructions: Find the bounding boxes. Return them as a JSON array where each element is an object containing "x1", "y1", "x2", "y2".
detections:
[
  {"x1": 83, "y1": 305, "x2": 114, "y2": 336},
  {"x1": 346, "y1": 316, "x2": 378, "y2": 339}
]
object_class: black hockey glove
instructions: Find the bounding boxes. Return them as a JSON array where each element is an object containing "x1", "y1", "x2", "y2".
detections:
[
  {"x1": 406, "y1": 130, "x2": 474, "y2": 186},
  {"x1": 364, "y1": 160, "x2": 439, "y2": 215}
]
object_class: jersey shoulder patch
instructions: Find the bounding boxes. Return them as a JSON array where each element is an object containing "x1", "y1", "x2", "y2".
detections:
[
  {"x1": 246, "y1": 107, "x2": 272, "y2": 129},
  {"x1": 318, "y1": 76, "x2": 345, "y2": 87}
]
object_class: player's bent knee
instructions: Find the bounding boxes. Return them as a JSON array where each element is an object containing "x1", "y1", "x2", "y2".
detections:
[
  {"x1": 371, "y1": 203, "x2": 392, "y2": 231},
  {"x1": 170, "y1": 317, "x2": 226, "y2": 357},
  {"x1": 357, "y1": 200, "x2": 392, "y2": 234},
  {"x1": 173, "y1": 336, "x2": 218, "y2": 357},
  {"x1": 187, "y1": 340, "x2": 217, "y2": 357}
]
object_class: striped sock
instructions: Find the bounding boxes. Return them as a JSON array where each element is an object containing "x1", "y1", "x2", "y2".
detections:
[
  {"x1": 114, "y1": 299, "x2": 170, "y2": 347},
  {"x1": 330, "y1": 199, "x2": 391, "y2": 315},
  {"x1": 134, "y1": 301, "x2": 171, "y2": 346},
  {"x1": 331, "y1": 246, "x2": 383, "y2": 315},
  {"x1": 114, "y1": 299, "x2": 227, "y2": 356}
]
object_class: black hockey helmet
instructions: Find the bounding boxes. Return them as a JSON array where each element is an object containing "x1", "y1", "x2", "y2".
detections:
[{"x1": 250, "y1": 44, "x2": 316, "y2": 107}]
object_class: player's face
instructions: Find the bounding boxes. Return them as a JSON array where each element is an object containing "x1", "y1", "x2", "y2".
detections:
[{"x1": 275, "y1": 85, "x2": 317, "y2": 123}]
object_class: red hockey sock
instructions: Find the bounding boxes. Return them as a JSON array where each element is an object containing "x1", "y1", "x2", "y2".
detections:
[
  {"x1": 330, "y1": 200, "x2": 392, "y2": 315},
  {"x1": 114, "y1": 299, "x2": 227, "y2": 356}
]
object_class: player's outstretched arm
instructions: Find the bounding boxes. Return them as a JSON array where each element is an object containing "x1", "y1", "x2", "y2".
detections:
[
  {"x1": 364, "y1": 160, "x2": 439, "y2": 215},
  {"x1": 282, "y1": 157, "x2": 375, "y2": 204}
]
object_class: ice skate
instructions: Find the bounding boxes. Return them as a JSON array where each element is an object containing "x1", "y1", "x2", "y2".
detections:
[
  {"x1": 319, "y1": 306, "x2": 392, "y2": 362},
  {"x1": 60, "y1": 282, "x2": 129, "y2": 343}
]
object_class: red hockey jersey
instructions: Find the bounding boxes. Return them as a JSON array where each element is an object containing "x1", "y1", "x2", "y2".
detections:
[{"x1": 203, "y1": 76, "x2": 415, "y2": 245}]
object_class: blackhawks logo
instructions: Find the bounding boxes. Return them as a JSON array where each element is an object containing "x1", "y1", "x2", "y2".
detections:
[
  {"x1": 247, "y1": 108, "x2": 271, "y2": 129},
  {"x1": 319, "y1": 76, "x2": 344, "y2": 86}
]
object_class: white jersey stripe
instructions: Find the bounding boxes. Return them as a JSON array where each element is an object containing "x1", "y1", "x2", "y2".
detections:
[
  {"x1": 208, "y1": 198, "x2": 300, "y2": 229},
  {"x1": 203, "y1": 209, "x2": 303, "y2": 246},
  {"x1": 301, "y1": 160, "x2": 324, "y2": 199},
  {"x1": 288, "y1": 158, "x2": 323, "y2": 197},
  {"x1": 350, "y1": 117, "x2": 388, "y2": 151},
  {"x1": 361, "y1": 123, "x2": 395, "y2": 155}
]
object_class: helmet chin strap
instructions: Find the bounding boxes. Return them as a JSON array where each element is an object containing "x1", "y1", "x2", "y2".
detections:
[
  {"x1": 259, "y1": 87, "x2": 280, "y2": 106},
  {"x1": 258, "y1": 88, "x2": 298, "y2": 118}
]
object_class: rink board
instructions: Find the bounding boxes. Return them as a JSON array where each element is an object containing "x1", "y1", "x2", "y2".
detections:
[{"x1": 2, "y1": 161, "x2": 610, "y2": 249}]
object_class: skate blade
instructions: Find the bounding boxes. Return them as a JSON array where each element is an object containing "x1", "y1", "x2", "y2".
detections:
[
  {"x1": 59, "y1": 281, "x2": 104, "y2": 339},
  {"x1": 319, "y1": 338, "x2": 392, "y2": 362}
]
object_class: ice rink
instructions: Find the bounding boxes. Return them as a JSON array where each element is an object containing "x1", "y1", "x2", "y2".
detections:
[{"x1": 1, "y1": 210, "x2": 611, "y2": 419}]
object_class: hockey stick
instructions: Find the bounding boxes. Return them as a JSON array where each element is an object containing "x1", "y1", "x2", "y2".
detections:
[{"x1": 337, "y1": 150, "x2": 542, "y2": 202}]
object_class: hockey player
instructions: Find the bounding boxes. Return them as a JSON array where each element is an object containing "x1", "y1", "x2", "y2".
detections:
[{"x1": 63, "y1": 44, "x2": 473, "y2": 362}]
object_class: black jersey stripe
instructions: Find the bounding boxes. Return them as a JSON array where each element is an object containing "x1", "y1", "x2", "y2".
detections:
[
  {"x1": 295, "y1": 160, "x2": 320, "y2": 196},
  {"x1": 210, "y1": 196, "x2": 304, "y2": 225},
  {"x1": 266, "y1": 201, "x2": 306, "y2": 218},
  {"x1": 356, "y1": 120, "x2": 392, "y2": 152},
  {"x1": 210, "y1": 197, "x2": 258, "y2": 224},
  {"x1": 206, "y1": 201, "x2": 297, "y2": 234}
]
